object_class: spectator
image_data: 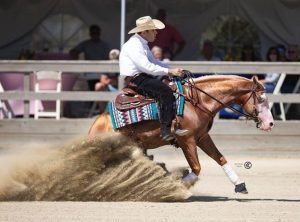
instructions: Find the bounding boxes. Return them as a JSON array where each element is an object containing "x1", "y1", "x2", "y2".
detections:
[
  {"x1": 262, "y1": 46, "x2": 280, "y2": 93},
  {"x1": 149, "y1": 9, "x2": 186, "y2": 59},
  {"x1": 109, "y1": 49, "x2": 120, "y2": 61},
  {"x1": 107, "y1": 49, "x2": 120, "y2": 88},
  {"x1": 94, "y1": 74, "x2": 117, "y2": 114},
  {"x1": 69, "y1": 24, "x2": 110, "y2": 90},
  {"x1": 287, "y1": 44, "x2": 299, "y2": 62},
  {"x1": 241, "y1": 44, "x2": 260, "y2": 62},
  {"x1": 276, "y1": 44, "x2": 287, "y2": 61},
  {"x1": 95, "y1": 74, "x2": 117, "y2": 92},
  {"x1": 282, "y1": 44, "x2": 300, "y2": 119},
  {"x1": 151, "y1": 45, "x2": 172, "y2": 64},
  {"x1": 284, "y1": 44, "x2": 299, "y2": 91},
  {"x1": 240, "y1": 44, "x2": 262, "y2": 79},
  {"x1": 17, "y1": 49, "x2": 35, "y2": 60},
  {"x1": 151, "y1": 46, "x2": 163, "y2": 61},
  {"x1": 223, "y1": 48, "x2": 234, "y2": 61},
  {"x1": 262, "y1": 46, "x2": 283, "y2": 119},
  {"x1": 197, "y1": 40, "x2": 221, "y2": 61}
]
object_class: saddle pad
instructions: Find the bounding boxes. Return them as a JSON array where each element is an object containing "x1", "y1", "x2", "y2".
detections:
[
  {"x1": 109, "y1": 80, "x2": 185, "y2": 129},
  {"x1": 109, "y1": 102, "x2": 158, "y2": 129}
]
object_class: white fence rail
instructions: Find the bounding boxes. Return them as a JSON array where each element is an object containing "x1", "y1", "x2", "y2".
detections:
[
  {"x1": 1, "y1": 60, "x2": 300, "y2": 74},
  {"x1": 0, "y1": 60, "x2": 299, "y2": 119}
]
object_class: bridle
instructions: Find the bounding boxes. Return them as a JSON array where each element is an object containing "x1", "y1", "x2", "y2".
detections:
[{"x1": 175, "y1": 71, "x2": 266, "y2": 128}]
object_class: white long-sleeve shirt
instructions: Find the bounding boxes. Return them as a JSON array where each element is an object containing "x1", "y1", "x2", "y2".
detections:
[
  {"x1": 119, "y1": 34, "x2": 169, "y2": 76},
  {"x1": 265, "y1": 72, "x2": 280, "y2": 84}
]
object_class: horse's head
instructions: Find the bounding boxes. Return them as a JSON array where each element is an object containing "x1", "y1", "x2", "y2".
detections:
[{"x1": 239, "y1": 76, "x2": 274, "y2": 131}]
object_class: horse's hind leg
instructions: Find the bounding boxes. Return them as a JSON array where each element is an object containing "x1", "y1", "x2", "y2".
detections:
[{"x1": 197, "y1": 134, "x2": 248, "y2": 194}]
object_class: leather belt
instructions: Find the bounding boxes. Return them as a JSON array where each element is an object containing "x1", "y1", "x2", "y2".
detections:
[{"x1": 124, "y1": 74, "x2": 140, "y2": 84}]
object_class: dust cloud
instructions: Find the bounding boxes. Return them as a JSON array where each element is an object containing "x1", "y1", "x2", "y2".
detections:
[{"x1": 0, "y1": 132, "x2": 190, "y2": 202}]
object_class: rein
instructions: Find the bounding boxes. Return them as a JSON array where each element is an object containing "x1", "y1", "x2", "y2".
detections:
[{"x1": 176, "y1": 71, "x2": 263, "y2": 122}]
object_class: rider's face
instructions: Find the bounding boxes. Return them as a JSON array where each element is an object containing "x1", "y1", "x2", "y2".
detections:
[{"x1": 141, "y1": 29, "x2": 157, "y2": 42}]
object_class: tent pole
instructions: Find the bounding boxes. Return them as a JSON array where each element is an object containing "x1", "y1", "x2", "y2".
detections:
[
  {"x1": 120, "y1": 0, "x2": 126, "y2": 47},
  {"x1": 119, "y1": 0, "x2": 126, "y2": 89}
]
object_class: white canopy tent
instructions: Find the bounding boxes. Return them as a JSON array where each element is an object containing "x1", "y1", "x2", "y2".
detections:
[{"x1": 1, "y1": 0, "x2": 300, "y2": 60}]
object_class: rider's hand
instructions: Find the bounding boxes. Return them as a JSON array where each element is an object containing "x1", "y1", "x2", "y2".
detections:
[{"x1": 168, "y1": 68, "x2": 184, "y2": 77}]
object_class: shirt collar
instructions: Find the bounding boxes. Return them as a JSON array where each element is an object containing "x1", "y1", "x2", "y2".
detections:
[{"x1": 134, "y1": 33, "x2": 148, "y2": 45}]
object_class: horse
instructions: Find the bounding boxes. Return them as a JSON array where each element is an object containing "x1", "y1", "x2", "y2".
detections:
[{"x1": 88, "y1": 74, "x2": 274, "y2": 193}]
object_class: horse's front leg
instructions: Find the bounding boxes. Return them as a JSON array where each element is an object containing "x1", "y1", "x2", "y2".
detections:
[
  {"x1": 197, "y1": 133, "x2": 248, "y2": 194},
  {"x1": 179, "y1": 138, "x2": 200, "y2": 187}
]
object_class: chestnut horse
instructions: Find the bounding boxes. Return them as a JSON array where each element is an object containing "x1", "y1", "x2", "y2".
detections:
[{"x1": 89, "y1": 75, "x2": 274, "y2": 193}]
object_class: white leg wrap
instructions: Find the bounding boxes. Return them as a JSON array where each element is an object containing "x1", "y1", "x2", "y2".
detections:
[{"x1": 222, "y1": 163, "x2": 241, "y2": 185}]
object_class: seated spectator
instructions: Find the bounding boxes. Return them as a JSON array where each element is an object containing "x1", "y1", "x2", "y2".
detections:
[
  {"x1": 195, "y1": 40, "x2": 221, "y2": 77},
  {"x1": 69, "y1": 24, "x2": 110, "y2": 91},
  {"x1": 17, "y1": 49, "x2": 35, "y2": 60},
  {"x1": 287, "y1": 44, "x2": 299, "y2": 62},
  {"x1": 149, "y1": 9, "x2": 186, "y2": 59},
  {"x1": 282, "y1": 44, "x2": 300, "y2": 93},
  {"x1": 109, "y1": 49, "x2": 120, "y2": 61},
  {"x1": 108, "y1": 49, "x2": 120, "y2": 88},
  {"x1": 261, "y1": 46, "x2": 280, "y2": 93},
  {"x1": 197, "y1": 40, "x2": 221, "y2": 61},
  {"x1": 223, "y1": 48, "x2": 234, "y2": 61},
  {"x1": 262, "y1": 46, "x2": 282, "y2": 118},
  {"x1": 240, "y1": 44, "x2": 262, "y2": 79},
  {"x1": 282, "y1": 44, "x2": 300, "y2": 119},
  {"x1": 94, "y1": 74, "x2": 117, "y2": 114},
  {"x1": 151, "y1": 46, "x2": 163, "y2": 61},
  {"x1": 241, "y1": 44, "x2": 260, "y2": 62},
  {"x1": 151, "y1": 46, "x2": 171, "y2": 64},
  {"x1": 276, "y1": 44, "x2": 287, "y2": 61},
  {"x1": 95, "y1": 74, "x2": 117, "y2": 92}
]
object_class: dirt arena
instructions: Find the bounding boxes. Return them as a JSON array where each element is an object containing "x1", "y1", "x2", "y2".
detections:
[{"x1": 0, "y1": 133, "x2": 299, "y2": 222}]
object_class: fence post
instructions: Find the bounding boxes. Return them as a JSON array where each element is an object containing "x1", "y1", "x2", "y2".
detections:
[{"x1": 23, "y1": 72, "x2": 30, "y2": 118}]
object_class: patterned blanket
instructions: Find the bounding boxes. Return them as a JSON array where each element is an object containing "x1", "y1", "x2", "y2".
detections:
[{"x1": 109, "y1": 80, "x2": 185, "y2": 129}]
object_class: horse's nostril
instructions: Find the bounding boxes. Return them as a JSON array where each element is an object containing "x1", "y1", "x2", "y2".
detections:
[{"x1": 270, "y1": 122, "x2": 274, "y2": 127}]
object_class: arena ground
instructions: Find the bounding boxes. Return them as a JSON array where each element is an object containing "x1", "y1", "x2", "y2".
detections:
[{"x1": 0, "y1": 144, "x2": 299, "y2": 222}]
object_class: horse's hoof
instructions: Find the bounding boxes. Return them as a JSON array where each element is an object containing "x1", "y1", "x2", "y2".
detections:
[
  {"x1": 182, "y1": 169, "x2": 190, "y2": 178},
  {"x1": 182, "y1": 172, "x2": 198, "y2": 188},
  {"x1": 235, "y1": 182, "x2": 248, "y2": 194}
]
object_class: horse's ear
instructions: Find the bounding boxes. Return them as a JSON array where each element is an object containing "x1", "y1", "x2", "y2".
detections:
[
  {"x1": 251, "y1": 75, "x2": 265, "y2": 91},
  {"x1": 251, "y1": 75, "x2": 259, "y2": 84}
]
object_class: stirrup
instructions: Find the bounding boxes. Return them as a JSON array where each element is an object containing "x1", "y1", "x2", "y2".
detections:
[
  {"x1": 161, "y1": 134, "x2": 175, "y2": 141},
  {"x1": 175, "y1": 128, "x2": 189, "y2": 136}
]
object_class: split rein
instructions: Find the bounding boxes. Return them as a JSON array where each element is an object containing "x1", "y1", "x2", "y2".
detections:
[{"x1": 174, "y1": 71, "x2": 264, "y2": 125}]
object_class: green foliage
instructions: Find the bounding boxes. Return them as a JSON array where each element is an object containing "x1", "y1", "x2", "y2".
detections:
[{"x1": 202, "y1": 16, "x2": 261, "y2": 60}]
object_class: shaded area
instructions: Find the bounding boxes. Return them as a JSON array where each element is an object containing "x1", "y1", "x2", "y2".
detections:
[
  {"x1": 188, "y1": 196, "x2": 300, "y2": 202},
  {"x1": 0, "y1": 133, "x2": 190, "y2": 202}
]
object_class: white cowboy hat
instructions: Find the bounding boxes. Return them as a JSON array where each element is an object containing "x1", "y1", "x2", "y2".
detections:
[{"x1": 128, "y1": 16, "x2": 165, "y2": 34}]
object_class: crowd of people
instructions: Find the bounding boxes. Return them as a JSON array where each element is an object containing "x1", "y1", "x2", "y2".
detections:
[{"x1": 12, "y1": 9, "x2": 300, "y2": 119}]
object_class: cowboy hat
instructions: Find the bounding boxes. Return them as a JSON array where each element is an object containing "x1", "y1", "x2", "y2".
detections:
[{"x1": 128, "y1": 16, "x2": 165, "y2": 34}]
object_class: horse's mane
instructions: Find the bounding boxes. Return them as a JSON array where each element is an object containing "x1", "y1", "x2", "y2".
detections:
[{"x1": 192, "y1": 75, "x2": 251, "y2": 84}]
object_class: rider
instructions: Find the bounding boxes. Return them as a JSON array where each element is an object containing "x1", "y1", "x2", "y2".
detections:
[{"x1": 119, "y1": 16, "x2": 184, "y2": 141}]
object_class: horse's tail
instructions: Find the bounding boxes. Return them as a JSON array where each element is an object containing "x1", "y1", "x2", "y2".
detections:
[{"x1": 88, "y1": 111, "x2": 113, "y2": 137}]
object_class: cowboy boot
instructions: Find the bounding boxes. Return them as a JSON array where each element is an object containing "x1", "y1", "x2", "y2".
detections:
[{"x1": 161, "y1": 125, "x2": 175, "y2": 141}]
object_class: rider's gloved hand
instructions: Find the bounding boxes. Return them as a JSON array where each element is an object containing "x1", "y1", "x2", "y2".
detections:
[{"x1": 168, "y1": 68, "x2": 184, "y2": 77}]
